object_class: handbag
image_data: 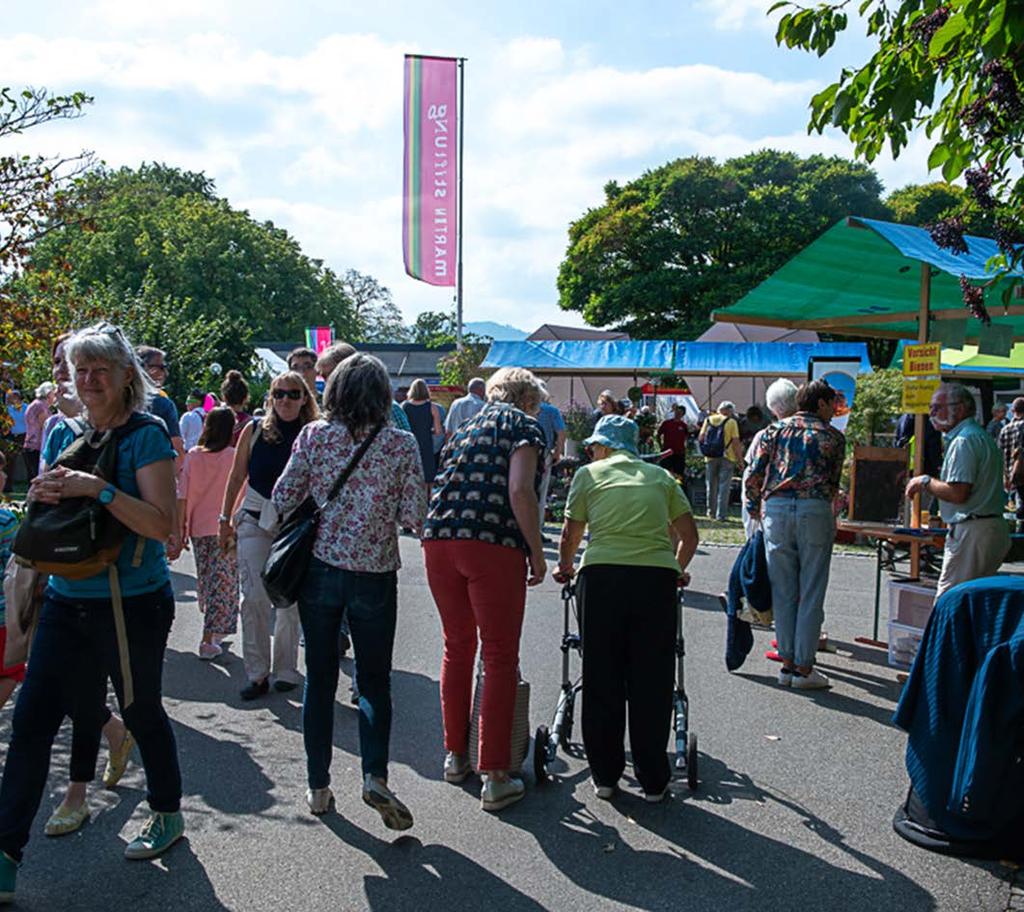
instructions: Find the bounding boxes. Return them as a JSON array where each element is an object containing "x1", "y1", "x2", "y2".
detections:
[
  {"x1": 468, "y1": 661, "x2": 531, "y2": 774},
  {"x1": 3, "y1": 555, "x2": 42, "y2": 667},
  {"x1": 262, "y1": 424, "x2": 382, "y2": 607}
]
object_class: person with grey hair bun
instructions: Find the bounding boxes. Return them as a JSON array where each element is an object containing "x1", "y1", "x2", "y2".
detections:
[
  {"x1": 272, "y1": 353, "x2": 426, "y2": 828},
  {"x1": 0, "y1": 322, "x2": 185, "y2": 895},
  {"x1": 906, "y1": 382, "x2": 1009, "y2": 599},
  {"x1": 741, "y1": 379, "x2": 799, "y2": 539}
]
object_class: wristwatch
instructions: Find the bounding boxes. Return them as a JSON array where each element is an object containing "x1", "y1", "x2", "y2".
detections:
[
  {"x1": 920, "y1": 474, "x2": 932, "y2": 490},
  {"x1": 98, "y1": 483, "x2": 117, "y2": 505},
  {"x1": 218, "y1": 513, "x2": 231, "y2": 523}
]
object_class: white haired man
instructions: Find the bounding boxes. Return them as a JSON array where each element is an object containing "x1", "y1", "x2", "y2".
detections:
[
  {"x1": 905, "y1": 383, "x2": 1010, "y2": 600},
  {"x1": 444, "y1": 377, "x2": 487, "y2": 437}
]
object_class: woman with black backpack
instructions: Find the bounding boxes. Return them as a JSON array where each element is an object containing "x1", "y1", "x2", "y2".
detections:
[{"x1": 0, "y1": 322, "x2": 184, "y2": 904}]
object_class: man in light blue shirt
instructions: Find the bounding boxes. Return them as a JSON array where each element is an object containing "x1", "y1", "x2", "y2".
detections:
[
  {"x1": 906, "y1": 383, "x2": 1010, "y2": 599},
  {"x1": 444, "y1": 377, "x2": 486, "y2": 436}
]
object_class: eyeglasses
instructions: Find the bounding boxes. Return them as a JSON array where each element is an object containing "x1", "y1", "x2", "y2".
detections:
[
  {"x1": 290, "y1": 361, "x2": 316, "y2": 372},
  {"x1": 272, "y1": 388, "x2": 304, "y2": 401},
  {"x1": 147, "y1": 362, "x2": 169, "y2": 371}
]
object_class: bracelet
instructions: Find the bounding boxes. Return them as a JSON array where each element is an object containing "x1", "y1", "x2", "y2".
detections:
[{"x1": 218, "y1": 513, "x2": 230, "y2": 523}]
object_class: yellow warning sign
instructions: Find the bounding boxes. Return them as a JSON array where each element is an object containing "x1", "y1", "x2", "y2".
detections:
[{"x1": 903, "y1": 342, "x2": 941, "y2": 377}]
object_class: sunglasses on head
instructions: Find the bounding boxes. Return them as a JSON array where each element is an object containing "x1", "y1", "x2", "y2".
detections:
[{"x1": 272, "y1": 388, "x2": 304, "y2": 401}]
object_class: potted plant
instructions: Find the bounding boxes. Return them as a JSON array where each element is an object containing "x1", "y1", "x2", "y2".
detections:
[{"x1": 562, "y1": 402, "x2": 596, "y2": 457}]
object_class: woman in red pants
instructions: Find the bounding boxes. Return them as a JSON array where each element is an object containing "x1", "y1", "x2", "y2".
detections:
[{"x1": 422, "y1": 367, "x2": 547, "y2": 812}]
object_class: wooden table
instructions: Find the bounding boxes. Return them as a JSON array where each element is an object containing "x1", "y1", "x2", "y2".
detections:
[{"x1": 835, "y1": 520, "x2": 946, "y2": 644}]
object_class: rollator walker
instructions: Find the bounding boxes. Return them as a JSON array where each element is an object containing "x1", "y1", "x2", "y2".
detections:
[{"x1": 533, "y1": 581, "x2": 698, "y2": 790}]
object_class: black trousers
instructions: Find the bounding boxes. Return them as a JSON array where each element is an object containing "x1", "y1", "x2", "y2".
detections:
[
  {"x1": 0, "y1": 583, "x2": 181, "y2": 862},
  {"x1": 578, "y1": 563, "x2": 678, "y2": 795}
]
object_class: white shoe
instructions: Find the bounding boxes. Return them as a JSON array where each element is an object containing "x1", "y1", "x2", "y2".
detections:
[
  {"x1": 644, "y1": 787, "x2": 671, "y2": 803},
  {"x1": 593, "y1": 781, "x2": 617, "y2": 800},
  {"x1": 480, "y1": 776, "x2": 525, "y2": 812},
  {"x1": 444, "y1": 752, "x2": 470, "y2": 784},
  {"x1": 791, "y1": 668, "x2": 831, "y2": 690},
  {"x1": 306, "y1": 787, "x2": 333, "y2": 815},
  {"x1": 777, "y1": 667, "x2": 795, "y2": 687},
  {"x1": 362, "y1": 775, "x2": 413, "y2": 830}
]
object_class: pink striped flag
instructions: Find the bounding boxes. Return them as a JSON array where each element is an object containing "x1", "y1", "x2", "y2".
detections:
[
  {"x1": 304, "y1": 326, "x2": 334, "y2": 354},
  {"x1": 403, "y1": 55, "x2": 458, "y2": 286}
]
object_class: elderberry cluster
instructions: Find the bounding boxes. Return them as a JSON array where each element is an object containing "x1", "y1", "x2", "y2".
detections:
[
  {"x1": 995, "y1": 221, "x2": 1024, "y2": 259},
  {"x1": 960, "y1": 275, "x2": 991, "y2": 325},
  {"x1": 981, "y1": 60, "x2": 1023, "y2": 119},
  {"x1": 928, "y1": 216, "x2": 969, "y2": 255},
  {"x1": 911, "y1": 6, "x2": 950, "y2": 50},
  {"x1": 964, "y1": 167, "x2": 996, "y2": 209}
]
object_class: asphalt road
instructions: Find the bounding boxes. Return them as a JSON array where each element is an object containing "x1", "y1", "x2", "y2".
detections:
[{"x1": 0, "y1": 537, "x2": 1017, "y2": 911}]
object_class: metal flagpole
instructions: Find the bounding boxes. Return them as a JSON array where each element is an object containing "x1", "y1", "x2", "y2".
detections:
[{"x1": 455, "y1": 57, "x2": 466, "y2": 350}]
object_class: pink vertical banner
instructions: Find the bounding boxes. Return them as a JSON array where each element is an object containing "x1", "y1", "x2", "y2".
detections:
[{"x1": 403, "y1": 55, "x2": 458, "y2": 286}]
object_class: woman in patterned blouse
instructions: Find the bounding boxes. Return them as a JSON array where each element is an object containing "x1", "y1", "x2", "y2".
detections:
[
  {"x1": 272, "y1": 354, "x2": 426, "y2": 830},
  {"x1": 422, "y1": 367, "x2": 547, "y2": 813},
  {"x1": 744, "y1": 379, "x2": 845, "y2": 691}
]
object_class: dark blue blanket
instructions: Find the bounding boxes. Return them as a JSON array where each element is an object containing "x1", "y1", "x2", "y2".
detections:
[{"x1": 723, "y1": 531, "x2": 772, "y2": 671}]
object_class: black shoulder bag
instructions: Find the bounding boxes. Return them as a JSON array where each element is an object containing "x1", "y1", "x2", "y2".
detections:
[{"x1": 262, "y1": 424, "x2": 382, "y2": 607}]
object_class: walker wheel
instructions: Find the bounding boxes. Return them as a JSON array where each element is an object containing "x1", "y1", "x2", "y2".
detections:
[
  {"x1": 686, "y1": 731, "x2": 699, "y2": 791},
  {"x1": 534, "y1": 725, "x2": 550, "y2": 784}
]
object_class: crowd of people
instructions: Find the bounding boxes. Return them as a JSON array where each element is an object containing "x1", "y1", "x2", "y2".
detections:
[{"x1": 2, "y1": 320, "x2": 1023, "y2": 903}]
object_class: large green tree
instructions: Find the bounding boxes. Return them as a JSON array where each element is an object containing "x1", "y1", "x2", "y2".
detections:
[
  {"x1": 23, "y1": 163, "x2": 361, "y2": 342},
  {"x1": 773, "y1": 0, "x2": 1023, "y2": 276},
  {"x1": 341, "y1": 269, "x2": 410, "y2": 343},
  {"x1": 556, "y1": 150, "x2": 888, "y2": 337}
]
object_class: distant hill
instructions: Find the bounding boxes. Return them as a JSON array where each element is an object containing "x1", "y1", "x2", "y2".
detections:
[{"x1": 464, "y1": 321, "x2": 528, "y2": 341}]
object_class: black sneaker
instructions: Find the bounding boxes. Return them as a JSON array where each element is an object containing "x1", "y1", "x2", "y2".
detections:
[
  {"x1": 273, "y1": 680, "x2": 298, "y2": 693},
  {"x1": 338, "y1": 632, "x2": 351, "y2": 658},
  {"x1": 240, "y1": 679, "x2": 269, "y2": 701}
]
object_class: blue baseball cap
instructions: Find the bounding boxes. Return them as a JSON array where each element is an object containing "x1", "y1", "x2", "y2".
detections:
[{"x1": 584, "y1": 414, "x2": 639, "y2": 455}]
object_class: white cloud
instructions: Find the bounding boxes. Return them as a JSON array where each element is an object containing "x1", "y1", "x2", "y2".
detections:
[{"x1": 697, "y1": 0, "x2": 782, "y2": 32}]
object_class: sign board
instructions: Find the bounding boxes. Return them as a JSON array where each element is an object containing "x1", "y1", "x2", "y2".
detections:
[
  {"x1": 902, "y1": 343, "x2": 941, "y2": 377},
  {"x1": 808, "y1": 356, "x2": 860, "y2": 433},
  {"x1": 902, "y1": 378, "x2": 940, "y2": 413}
]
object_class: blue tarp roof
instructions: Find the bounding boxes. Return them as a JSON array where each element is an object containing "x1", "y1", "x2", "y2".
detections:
[{"x1": 481, "y1": 340, "x2": 871, "y2": 376}]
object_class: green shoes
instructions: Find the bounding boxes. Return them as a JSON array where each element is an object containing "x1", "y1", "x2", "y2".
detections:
[
  {"x1": 124, "y1": 811, "x2": 185, "y2": 860},
  {"x1": 44, "y1": 802, "x2": 90, "y2": 837},
  {"x1": 0, "y1": 851, "x2": 16, "y2": 904}
]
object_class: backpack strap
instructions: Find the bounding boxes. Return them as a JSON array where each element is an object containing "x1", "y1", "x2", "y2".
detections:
[{"x1": 108, "y1": 565, "x2": 134, "y2": 710}]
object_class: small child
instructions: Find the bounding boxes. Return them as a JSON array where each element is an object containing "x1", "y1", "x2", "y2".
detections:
[
  {"x1": 0, "y1": 451, "x2": 26, "y2": 708},
  {"x1": 176, "y1": 407, "x2": 240, "y2": 659}
]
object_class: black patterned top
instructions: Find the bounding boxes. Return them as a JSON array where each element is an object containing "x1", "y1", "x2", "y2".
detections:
[{"x1": 422, "y1": 402, "x2": 545, "y2": 550}]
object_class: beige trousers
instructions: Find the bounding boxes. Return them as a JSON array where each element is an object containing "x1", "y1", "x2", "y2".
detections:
[
  {"x1": 935, "y1": 517, "x2": 1011, "y2": 601},
  {"x1": 236, "y1": 516, "x2": 302, "y2": 684}
]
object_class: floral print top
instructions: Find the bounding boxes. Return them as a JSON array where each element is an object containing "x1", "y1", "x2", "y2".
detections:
[
  {"x1": 744, "y1": 412, "x2": 846, "y2": 515},
  {"x1": 271, "y1": 421, "x2": 426, "y2": 573},
  {"x1": 423, "y1": 402, "x2": 545, "y2": 550}
]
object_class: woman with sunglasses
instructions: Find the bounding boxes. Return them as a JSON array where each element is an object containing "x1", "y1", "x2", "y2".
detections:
[{"x1": 219, "y1": 371, "x2": 319, "y2": 700}]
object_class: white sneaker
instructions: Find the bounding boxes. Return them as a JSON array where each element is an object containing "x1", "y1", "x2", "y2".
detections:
[
  {"x1": 362, "y1": 775, "x2": 413, "y2": 831},
  {"x1": 777, "y1": 667, "x2": 795, "y2": 687},
  {"x1": 480, "y1": 776, "x2": 525, "y2": 812},
  {"x1": 593, "y1": 781, "x2": 617, "y2": 800},
  {"x1": 791, "y1": 668, "x2": 831, "y2": 690},
  {"x1": 644, "y1": 787, "x2": 671, "y2": 803},
  {"x1": 306, "y1": 786, "x2": 333, "y2": 815},
  {"x1": 444, "y1": 752, "x2": 470, "y2": 784}
]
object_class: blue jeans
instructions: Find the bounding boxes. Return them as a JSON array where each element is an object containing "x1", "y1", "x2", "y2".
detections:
[
  {"x1": 298, "y1": 557, "x2": 397, "y2": 788},
  {"x1": 705, "y1": 457, "x2": 733, "y2": 519},
  {"x1": 0, "y1": 583, "x2": 181, "y2": 862},
  {"x1": 763, "y1": 497, "x2": 835, "y2": 668}
]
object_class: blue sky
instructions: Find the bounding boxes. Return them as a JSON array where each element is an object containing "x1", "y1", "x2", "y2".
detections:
[{"x1": 3, "y1": 1, "x2": 936, "y2": 334}]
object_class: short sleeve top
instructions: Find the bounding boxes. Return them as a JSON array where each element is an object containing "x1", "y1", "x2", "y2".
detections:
[
  {"x1": 565, "y1": 451, "x2": 691, "y2": 571},
  {"x1": 148, "y1": 393, "x2": 181, "y2": 440},
  {"x1": 0, "y1": 508, "x2": 18, "y2": 621},
  {"x1": 41, "y1": 415, "x2": 176, "y2": 598},
  {"x1": 423, "y1": 402, "x2": 545, "y2": 550}
]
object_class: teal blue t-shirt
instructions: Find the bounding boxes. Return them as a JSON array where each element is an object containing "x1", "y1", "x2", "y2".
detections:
[
  {"x1": 41, "y1": 415, "x2": 176, "y2": 598},
  {"x1": 939, "y1": 418, "x2": 1007, "y2": 524}
]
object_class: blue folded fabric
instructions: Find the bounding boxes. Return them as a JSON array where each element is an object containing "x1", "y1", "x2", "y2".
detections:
[{"x1": 723, "y1": 531, "x2": 772, "y2": 671}]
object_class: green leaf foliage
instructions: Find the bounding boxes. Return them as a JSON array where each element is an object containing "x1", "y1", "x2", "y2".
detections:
[
  {"x1": 23, "y1": 163, "x2": 362, "y2": 343},
  {"x1": 556, "y1": 150, "x2": 888, "y2": 336},
  {"x1": 845, "y1": 367, "x2": 905, "y2": 446}
]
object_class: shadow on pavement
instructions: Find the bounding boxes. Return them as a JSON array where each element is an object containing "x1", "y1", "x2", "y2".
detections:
[
  {"x1": 320, "y1": 813, "x2": 546, "y2": 912},
  {"x1": 504, "y1": 765, "x2": 937, "y2": 912}
]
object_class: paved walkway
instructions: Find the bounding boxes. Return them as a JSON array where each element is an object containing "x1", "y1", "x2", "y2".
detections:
[{"x1": 0, "y1": 539, "x2": 1017, "y2": 910}]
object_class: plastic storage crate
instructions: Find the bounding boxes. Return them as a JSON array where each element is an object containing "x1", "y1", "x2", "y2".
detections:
[
  {"x1": 888, "y1": 579, "x2": 936, "y2": 629},
  {"x1": 888, "y1": 620, "x2": 924, "y2": 669}
]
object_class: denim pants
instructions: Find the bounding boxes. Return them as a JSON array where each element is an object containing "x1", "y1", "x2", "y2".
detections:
[
  {"x1": 763, "y1": 497, "x2": 835, "y2": 668},
  {"x1": 298, "y1": 557, "x2": 397, "y2": 788},
  {"x1": 705, "y1": 457, "x2": 733, "y2": 519},
  {"x1": 0, "y1": 583, "x2": 181, "y2": 862}
]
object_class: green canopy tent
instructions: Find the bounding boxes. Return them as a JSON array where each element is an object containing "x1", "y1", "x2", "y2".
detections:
[{"x1": 712, "y1": 216, "x2": 1024, "y2": 342}]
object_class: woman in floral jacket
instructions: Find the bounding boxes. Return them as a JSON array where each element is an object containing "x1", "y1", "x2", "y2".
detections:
[{"x1": 272, "y1": 353, "x2": 426, "y2": 830}]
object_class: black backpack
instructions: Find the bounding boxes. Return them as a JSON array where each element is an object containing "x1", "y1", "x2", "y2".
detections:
[
  {"x1": 699, "y1": 418, "x2": 727, "y2": 458},
  {"x1": 13, "y1": 413, "x2": 163, "y2": 579}
]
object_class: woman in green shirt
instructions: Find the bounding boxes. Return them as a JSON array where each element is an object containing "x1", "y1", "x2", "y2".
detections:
[{"x1": 555, "y1": 415, "x2": 699, "y2": 802}]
